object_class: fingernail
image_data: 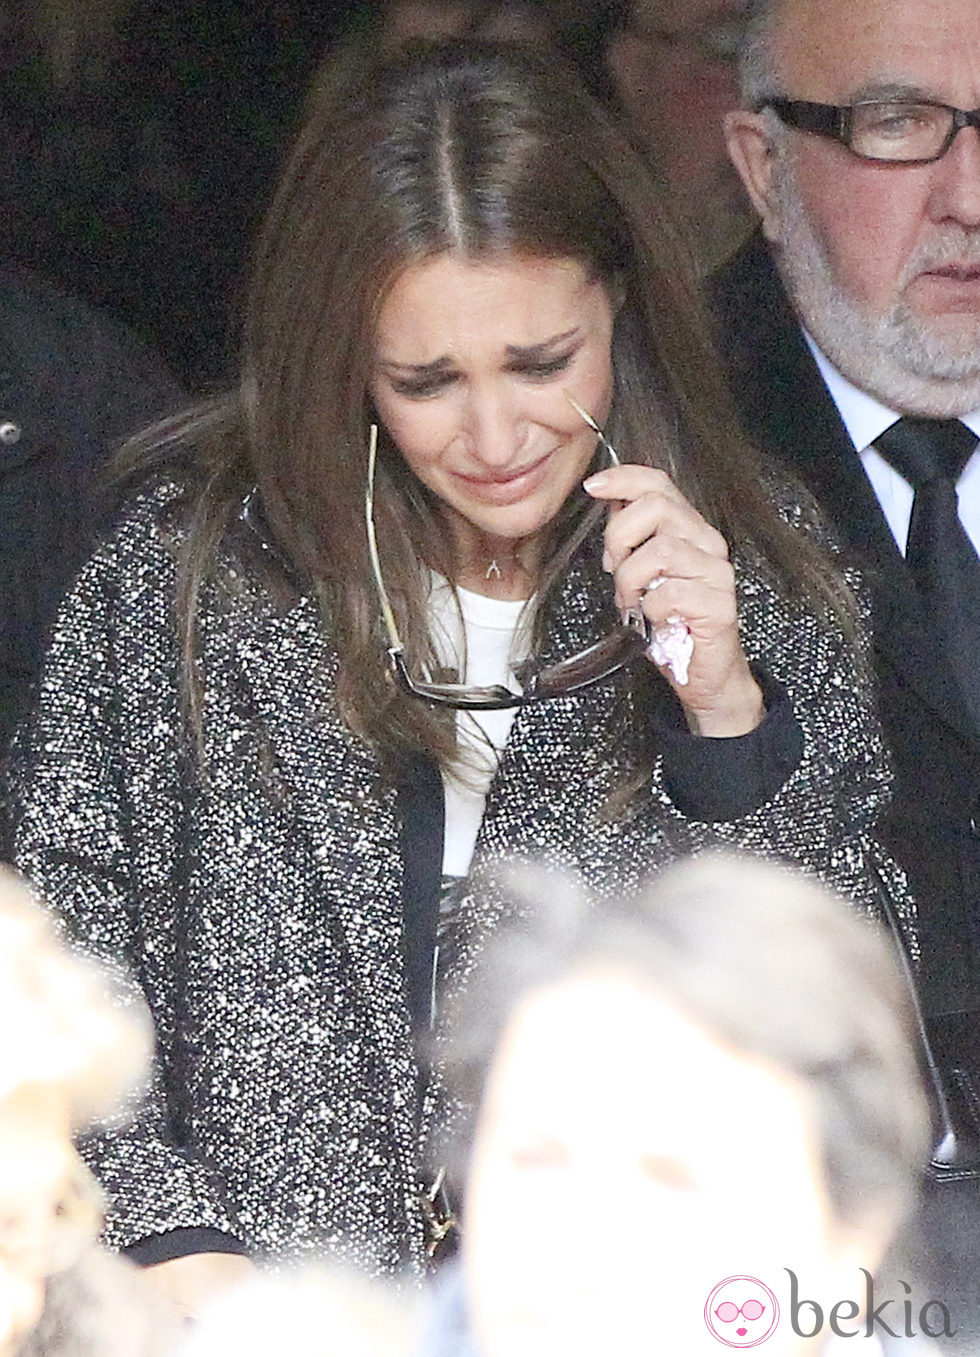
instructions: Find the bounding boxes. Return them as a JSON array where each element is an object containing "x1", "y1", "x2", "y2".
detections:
[
  {"x1": 602, "y1": 549, "x2": 613, "y2": 573},
  {"x1": 583, "y1": 472, "x2": 609, "y2": 493}
]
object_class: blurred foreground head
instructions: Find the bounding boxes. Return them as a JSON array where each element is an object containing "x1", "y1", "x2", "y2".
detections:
[
  {"x1": 451, "y1": 854, "x2": 930, "y2": 1357},
  {"x1": 180, "y1": 1266, "x2": 421, "y2": 1357},
  {"x1": 0, "y1": 869, "x2": 150, "y2": 1356}
]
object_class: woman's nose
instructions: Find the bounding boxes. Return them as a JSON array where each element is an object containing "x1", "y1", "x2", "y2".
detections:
[{"x1": 460, "y1": 388, "x2": 528, "y2": 466}]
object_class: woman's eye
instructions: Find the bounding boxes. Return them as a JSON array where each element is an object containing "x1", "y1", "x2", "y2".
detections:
[
  {"x1": 514, "y1": 353, "x2": 574, "y2": 381},
  {"x1": 389, "y1": 372, "x2": 457, "y2": 398},
  {"x1": 387, "y1": 350, "x2": 574, "y2": 396}
]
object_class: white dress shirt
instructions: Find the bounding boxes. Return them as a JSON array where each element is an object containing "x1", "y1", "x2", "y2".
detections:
[{"x1": 805, "y1": 334, "x2": 980, "y2": 557}]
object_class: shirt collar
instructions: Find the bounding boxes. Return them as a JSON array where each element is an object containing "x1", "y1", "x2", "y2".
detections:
[{"x1": 803, "y1": 330, "x2": 980, "y2": 450}]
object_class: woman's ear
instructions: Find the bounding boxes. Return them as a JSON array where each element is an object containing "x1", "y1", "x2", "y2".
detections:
[{"x1": 723, "y1": 110, "x2": 784, "y2": 243}]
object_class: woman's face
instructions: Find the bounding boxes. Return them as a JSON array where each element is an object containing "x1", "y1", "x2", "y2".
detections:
[{"x1": 370, "y1": 253, "x2": 616, "y2": 566}]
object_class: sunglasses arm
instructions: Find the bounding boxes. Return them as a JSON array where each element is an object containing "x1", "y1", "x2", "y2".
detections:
[{"x1": 366, "y1": 424, "x2": 409, "y2": 658}]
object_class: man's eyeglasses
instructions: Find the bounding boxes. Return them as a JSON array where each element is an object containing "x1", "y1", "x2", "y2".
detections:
[
  {"x1": 763, "y1": 98, "x2": 980, "y2": 165},
  {"x1": 364, "y1": 417, "x2": 649, "y2": 711}
]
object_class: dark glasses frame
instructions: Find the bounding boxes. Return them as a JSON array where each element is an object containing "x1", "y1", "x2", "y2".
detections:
[
  {"x1": 364, "y1": 414, "x2": 649, "y2": 711},
  {"x1": 763, "y1": 97, "x2": 980, "y2": 165}
]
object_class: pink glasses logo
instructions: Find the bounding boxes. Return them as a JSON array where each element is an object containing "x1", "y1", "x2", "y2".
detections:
[{"x1": 705, "y1": 1276, "x2": 780, "y2": 1347}]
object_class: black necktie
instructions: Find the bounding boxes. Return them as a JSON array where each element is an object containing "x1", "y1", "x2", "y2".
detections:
[{"x1": 875, "y1": 416, "x2": 980, "y2": 728}]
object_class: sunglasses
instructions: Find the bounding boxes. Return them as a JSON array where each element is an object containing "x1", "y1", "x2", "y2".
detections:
[
  {"x1": 715, "y1": 1300, "x2": 767, "y2": 1323},
  {"x1": 364, "y1": 404, "x2": 650, "y2": 710}
]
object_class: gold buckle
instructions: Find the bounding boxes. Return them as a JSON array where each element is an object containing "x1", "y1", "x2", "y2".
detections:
[{"x1": 420, "y1": 1166, "x2": 459, "y2": 1260}]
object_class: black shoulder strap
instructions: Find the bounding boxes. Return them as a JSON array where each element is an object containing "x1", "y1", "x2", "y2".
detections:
[{"x1": 394, "y1": 752, "x2": 445, "y2": 1038}]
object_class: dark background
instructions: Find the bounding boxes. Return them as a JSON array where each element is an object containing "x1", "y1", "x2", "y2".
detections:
[
  {"x1": 1, "y1": 0, "x2": 748, "y2": 392},
  {"x1": 1, "y1": 1, "x2": 366, "y2": 389}
]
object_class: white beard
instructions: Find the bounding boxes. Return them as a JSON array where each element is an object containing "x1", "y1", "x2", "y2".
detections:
[{"x1": 769, "y1": 152, "x2": 980, "y2": 417}]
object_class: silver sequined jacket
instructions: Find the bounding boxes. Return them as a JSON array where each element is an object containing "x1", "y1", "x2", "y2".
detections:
[{"x1": 7, "y1": 483, "x2": 912, "y2": 1274}]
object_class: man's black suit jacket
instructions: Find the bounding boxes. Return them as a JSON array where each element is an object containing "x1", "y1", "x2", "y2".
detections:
[
  {"x1": 712, "y1": 232, "x2": 980, "y2": 1030},
  {"x1": 0, "y1": 264, "x2": 183, "y2": 754}
]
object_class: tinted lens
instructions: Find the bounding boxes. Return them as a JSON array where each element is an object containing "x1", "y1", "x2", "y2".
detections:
[
  {"x1": 715, "y1": 1303, "x2": 740, "y2": 1323},
  {"x1": 742, "y1": 1300, "x2": 766, "y2": 1321},
  {"x1": 516, "y1": 627, "x2": 647, "y2": 700},
  {"x1": 850, "y1": 102, "x2": 951, "y2": 161},
  {"x1": 392, "y1": 624, "x2": 646, "y2": 710},
  {"x1": 392, "y1": 655, "x2": 523, "y2": 710}
]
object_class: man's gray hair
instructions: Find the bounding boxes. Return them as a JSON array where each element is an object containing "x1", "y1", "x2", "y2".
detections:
[{"x1": 736, "y1": 0, "x2": 782, "y2": 105}]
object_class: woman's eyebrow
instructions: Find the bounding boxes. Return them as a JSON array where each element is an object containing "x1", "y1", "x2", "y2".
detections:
[
  {"x1": 378, "y1": 355, "x2": 454, "y2": 375},
  {"x1": 379, "y1": 328, "x2": 582, "y2": 372},
  {"x1": 505, "y1": 328, "x2": 581, "y2": 359}
]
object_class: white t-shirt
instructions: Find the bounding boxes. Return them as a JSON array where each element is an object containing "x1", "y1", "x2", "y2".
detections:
[{"x1": 428, "y1": 577, "x2": 533, "y2": 878}]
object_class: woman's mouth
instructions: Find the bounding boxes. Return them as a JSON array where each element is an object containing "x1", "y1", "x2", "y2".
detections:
[{"x1": 453, "y1": 450, "x2": 554, "y2": 504}]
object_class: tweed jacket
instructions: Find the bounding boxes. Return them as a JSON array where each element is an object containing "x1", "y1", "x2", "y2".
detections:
[{"x1": 7, "y1": 482, "x2": 911, "y2": 1274}]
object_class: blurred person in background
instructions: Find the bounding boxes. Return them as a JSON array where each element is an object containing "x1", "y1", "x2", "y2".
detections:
[
  {"x1": 437, "y1": 855, "x2": 935, "y2": 1356},
  {"x1": 324, "y1": 0, "x2": 624, "y2": 103},
  {"x1": 0, "y1": 0, "x2": 182, "y2": 771},
  {"x1": 606, "y1": 0, "x2": 757, "y2": 268},
  {"x1": 0, "y1": 0, "x2": 344, "y2": 390},
  {"x1": 0, "y1": 265, "x2": 182, "y2": 763}
]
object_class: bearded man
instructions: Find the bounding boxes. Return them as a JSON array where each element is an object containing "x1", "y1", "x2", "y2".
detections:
[
  {"x1": 716, "y1": 0, "x2": 980, "y2": 1023},
  {"x1": 714, "y1": 0, "x2": 980, "y2": 1321}
]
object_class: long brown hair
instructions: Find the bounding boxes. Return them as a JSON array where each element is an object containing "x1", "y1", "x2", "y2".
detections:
[{"x1": 130, "y1": 41, "x2": 850, "y2": 770}]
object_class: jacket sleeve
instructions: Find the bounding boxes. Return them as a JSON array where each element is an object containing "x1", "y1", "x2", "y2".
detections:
[
  {"x1": 5, "y1": 496, "x2": 246, "y2": 1253},
  {"x1": 646, "y1": 557, "x2": 917, "y2": 947}
]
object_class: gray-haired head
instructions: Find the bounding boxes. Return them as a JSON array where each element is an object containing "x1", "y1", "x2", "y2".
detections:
[
  {"x1": 735, "y1": 0, "x2": 783, "y2": 106},
  {"x1": 445, "y1": 852, "x2": 929, "y2": 1235}
]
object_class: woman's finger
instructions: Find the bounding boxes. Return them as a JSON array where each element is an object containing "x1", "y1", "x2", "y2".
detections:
[
  {"x1": 634, "y1": 575, "x2": 739, "y2": 636},
  {"x1": 612, "y1": 536, "x2": 737, "y2": 613},
  {"x1": 583, "y1": 464, "x2": 684, "y2": 505},
  {"x1": 584, "y1": 466, "x2": 728, "y2": 569}
]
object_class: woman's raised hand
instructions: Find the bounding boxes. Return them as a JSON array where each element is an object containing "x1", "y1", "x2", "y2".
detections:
[{"x1": 583, "y1": 464, "x2": 764, "y2": 737}]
